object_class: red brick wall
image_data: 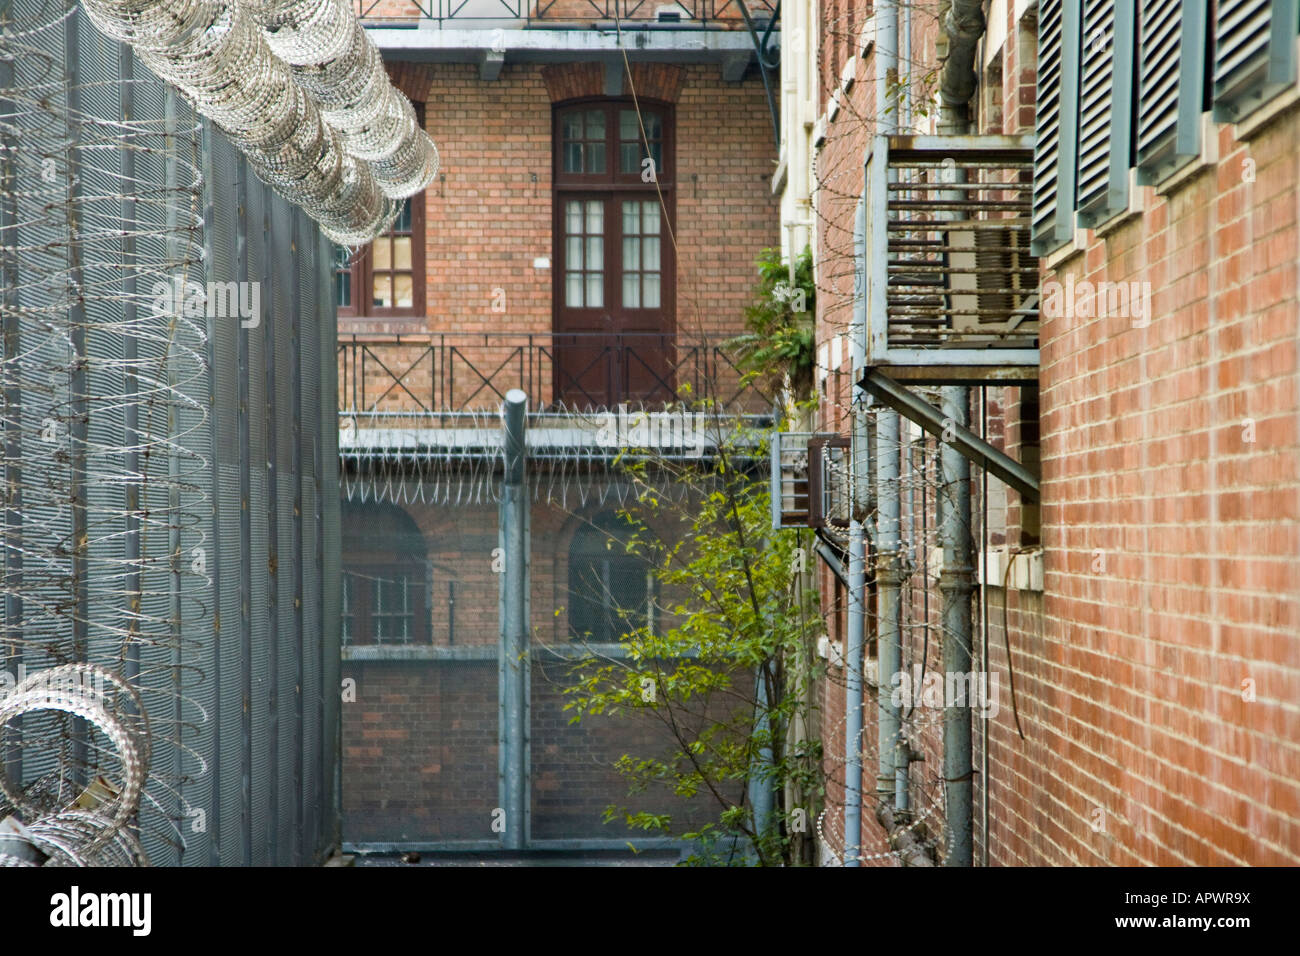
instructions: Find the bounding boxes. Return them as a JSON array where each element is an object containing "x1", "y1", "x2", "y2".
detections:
[{"x1": 810, "y1": 1, "x2": 1300, "y2": 867}]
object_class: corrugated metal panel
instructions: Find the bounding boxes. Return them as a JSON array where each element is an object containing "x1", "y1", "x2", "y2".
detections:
[
  {"x1": 206, "y1": 128, "x2": 244, "y2": 868},
  {"x1": 318, "y1": 229, "x2": 343, "y2": 863},
  {"x1": 245, "y1": 172, "x2": 272, "y2": 868},
  {"x1": 272, "y1": 196, "x2": 296, "y2": 866}
]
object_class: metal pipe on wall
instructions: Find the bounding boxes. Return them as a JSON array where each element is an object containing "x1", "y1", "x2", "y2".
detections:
[
  {"x1": 500, "y1": 389, "x2": 529, "y2": 851},
  {"x1": 936, "y1": 0, "x2": 985, "y2": 868},
  {"x1": 938, "y1": 386, "x2": 975, "y2": 866}
]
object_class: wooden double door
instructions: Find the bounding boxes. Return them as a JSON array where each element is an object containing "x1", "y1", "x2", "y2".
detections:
[{"x1": 553, "y1": 191, "x2": 675, "y2": 407}]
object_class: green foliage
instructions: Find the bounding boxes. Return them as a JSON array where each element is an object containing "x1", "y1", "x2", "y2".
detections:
[
  {"x1": 563, "y1": 416, "x2": 824, "y2": 866},
  {"x1": 726, "y1": 247, "x2": 816, "y2": 400}
]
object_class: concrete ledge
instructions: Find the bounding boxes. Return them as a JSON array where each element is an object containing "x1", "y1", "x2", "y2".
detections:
[{"x1": 367, "y1": 26, "x2": 768, "y2": 64}]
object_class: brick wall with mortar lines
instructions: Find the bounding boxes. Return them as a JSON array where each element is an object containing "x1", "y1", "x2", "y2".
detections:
[
  {"x1": 809, "y1": 2, "x2": 1300, "y2": 866},
  {"x1": 340, "y1": 61, "x2": 777, "y2": 412}
]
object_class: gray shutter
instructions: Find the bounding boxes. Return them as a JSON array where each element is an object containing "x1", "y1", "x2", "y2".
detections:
[
  {"x1": 1213, "y1": 0, "x2": 1299, "y2": 121},
  {"x1": 1076, "y1": 0, "x2": 1117, "y2": 214},
  {"x1": 1032, "y1": 0, "x2": 1083, "y2": 254},
  {"x1": 1136, "y1": 0, "x2": 1210, "y2": 183}
]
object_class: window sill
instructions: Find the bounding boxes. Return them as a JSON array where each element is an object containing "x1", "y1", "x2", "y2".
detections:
[
  {"x1": 338, "y1": 316, "x2": 427, "y2": 335},
  {"x1": 1232, "y1": 74, "x2": 1300, "y2": 142},
  {"x1": 1151, "y1": 113, "x2": 1218, "y2": 200}
]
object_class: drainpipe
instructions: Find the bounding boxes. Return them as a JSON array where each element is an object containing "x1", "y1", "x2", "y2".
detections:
[
  {"x1": 936, "y1": 0, "x2": 986, "y2": 869},
  {"x1": 938, "y1": 0, "x2": 987, "y2": 135},
  {"x1": 844, "y1": 193, "x2": 869, "y2": 867},
  {"x1": 500, "y1": 390, "x2": 529, "y2": 851},
  {"x1": 871, "y1": 0, "x2": 909, "y2": 828},
  {"x1": 938, "y1": 387, "x2": 974, "y2": 866}
]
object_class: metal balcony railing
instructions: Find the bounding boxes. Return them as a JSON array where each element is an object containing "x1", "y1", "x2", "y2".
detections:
[
  {"x1": 337, "y1": 331, "x2": 770, "y2": 415},
  {"x1": 354, "y1": 0, "x2": 776, "y2": 28},
  {"x1": 865, "y1": 134, "x2": 1040, "y2": 383}
]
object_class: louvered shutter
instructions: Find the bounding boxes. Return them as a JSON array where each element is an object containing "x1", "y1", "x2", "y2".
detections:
[
  {"x1": 1213, "y1": 0, "x2": 1299, "y2": 121},
  {"x1": 1076, "y1": 0, "x2": 1116, "y2": 214},
  {"x1": 1078, "y1": 0, "x2": 1138, "y2": 225},
  {"x1": 1033, "y1": 0, "x2": 1084, "y2": 254},
  {"x1": 1136, "y1": 0, "x2": 1209, "y2": 183}
]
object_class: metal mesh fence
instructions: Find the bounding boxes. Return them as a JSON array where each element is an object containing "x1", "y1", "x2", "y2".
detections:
[
  {"x1": 339, "y1": 458, "x2": 751, "y2": 853},
  {"x1": 0, "y1": 0, "x2": 341, "y2": 866}
]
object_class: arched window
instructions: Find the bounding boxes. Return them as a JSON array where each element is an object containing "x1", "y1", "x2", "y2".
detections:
[
  {"x1": 341, "y1": 501, "x2": 429, "y2": 646},
  {"x1": 568, "y1": 512, "x2": 654, "y2": 643}
]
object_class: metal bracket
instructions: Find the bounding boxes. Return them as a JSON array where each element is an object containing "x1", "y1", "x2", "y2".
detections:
[{"x1": 860, "y1": 369, "x2": 1040, "y2": 502}]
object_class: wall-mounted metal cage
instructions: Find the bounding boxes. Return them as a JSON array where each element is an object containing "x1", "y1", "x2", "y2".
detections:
[{"x1": 865, "y1": 134, "x2": 1040, "y2": 384}]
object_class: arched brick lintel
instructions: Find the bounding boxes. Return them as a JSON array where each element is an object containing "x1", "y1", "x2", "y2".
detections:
[{"x1": 541, "y1": 62, "x2": 685, "y2": 104}]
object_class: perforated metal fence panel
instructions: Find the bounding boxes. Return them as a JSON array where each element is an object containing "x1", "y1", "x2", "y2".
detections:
[{"x1": 0, "y1": 0, "x2": 342, "y2": 865}]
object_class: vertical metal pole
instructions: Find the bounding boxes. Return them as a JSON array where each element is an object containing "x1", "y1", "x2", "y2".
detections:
[
  {"x1": 875, "y1": 410, "x2": 903, "y2": 810},
  {"x1": 499, "y1": 389, "x2": 528, "y2": 850},
  {"x1": 939, "y1": 386, "x2": 974, "y2": 866},
  {"x1": 873, "y1": 0, "x2": 907, "y2": 831},
  {"x1": 844, "y1": 186, "x2": 869, "y2": 869}
]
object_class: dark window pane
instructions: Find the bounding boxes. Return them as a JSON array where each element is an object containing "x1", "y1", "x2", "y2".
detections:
[
  {"x1": 394, "y1": 199, "x2": 411, "y2": 233},
  {"x1": 585, "y1": 109, "x2": 604, "y2": 139},
  {"x1": 588, "y1": 142, "x2": 605, "y2": 174},
  {"x1": 564, "y1": 142, "x2": 583, "y2": 173},
  {"x1": 621, "y1": 142, "x2": 640, "y2": 174},
  {"x1": 563, "y1": 112, "x2": 582, "y2": 140}
]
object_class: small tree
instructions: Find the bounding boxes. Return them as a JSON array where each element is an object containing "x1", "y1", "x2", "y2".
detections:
[{"x1": 562, "y1": 415, "x2": 823, "y2": 866}]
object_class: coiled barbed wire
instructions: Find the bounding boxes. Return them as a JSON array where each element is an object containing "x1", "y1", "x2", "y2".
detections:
[
  {"x1": 78, "y1": 0, "x2": 439, "y2": 245},
  {"x1": 1, "y1": 0, "x2": 215, "y2": 865}
]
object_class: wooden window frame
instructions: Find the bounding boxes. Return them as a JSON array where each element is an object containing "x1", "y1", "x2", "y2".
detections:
[
  {"x1": 337, "y1": 104, "x2": 428, "y2": 324},
  {"x1": 551, "y1": 99, "x2": 677, "y2": 405}
]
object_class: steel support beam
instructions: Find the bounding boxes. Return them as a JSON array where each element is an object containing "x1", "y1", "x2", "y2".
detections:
[{"x1": 860, "y1": 369, "x2": 1039, "y2": 502}]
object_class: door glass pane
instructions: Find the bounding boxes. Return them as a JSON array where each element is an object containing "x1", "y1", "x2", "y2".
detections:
[
  {"x1": 586, "y1": 200, "x2": 603, "y2": 233},
  {"x1": 644, "y1": 236, "x2": 660, "y2": 271},
  {"x1": 586, "y1": 274, "x2": 603, "y2": 308},
  {"x1": 372, "y1": 275, "x2": 392, "y2": 308},
  {"x1": 563, "y1": 112, "x2": 582, "y2": 140},
  {"x1": 623, "y1": 273, "x2": 640, "y2": 309},
  {"x1": 623, "y1": 237, "x2": 639, "y2": 271},
  {"x1": 622, "y1": 201, "x2": 639, "y2": 234},
  {"x1": 643, "y1": 273, "x2": 660, "y2": 309},
  {"x1": 566, "y1": 236, "x2": 582, "y2": 269},
  {"x1": 394, "y1": 274, "x2": 413, "y2": 308},
  {"x1": 586, "y1": 236, "x2": 602, "y2": 271},
  {"x1": 373, "y1": 238, "x2": 392, "y2": 270},
  {"x1": 587, "y1": 143, "x2": 605, "y2": 174},
  {"x1": 393, "y1": 237, "x2": 412, "y2": 270},
  {"x1": 566, "y1": 200, "x2": 583, "y2": 235},
  {"x1": 642, "y1": 201, "x2": 659, "y2": 234},
  {"x1": 566, "y1": 272, "x2": 583, "y2": 307},
  {"x1": 585, "y1": 109, "x2": 605, "y2": 139},
  {"x1": 644, "y1": 113, "x2": 662, "y2": 140}
]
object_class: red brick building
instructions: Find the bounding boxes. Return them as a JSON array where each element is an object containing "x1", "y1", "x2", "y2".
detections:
[
  {"x1": 787, "y1": 0, "x2": 1300, "y2": 865},
  {"x1": 336, "y1": 3, "x2": 780, "y2": 850}
]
